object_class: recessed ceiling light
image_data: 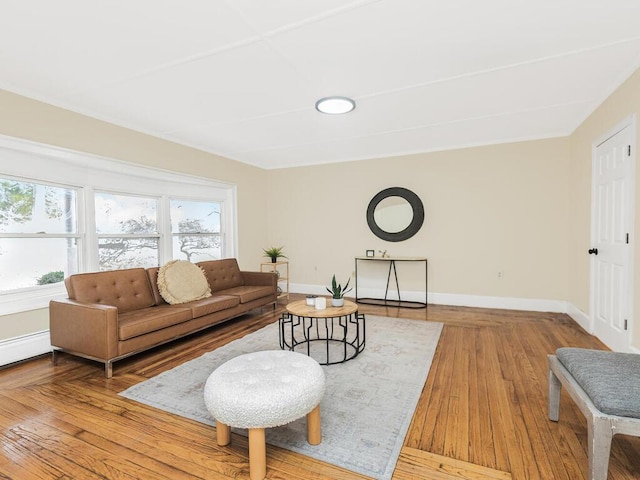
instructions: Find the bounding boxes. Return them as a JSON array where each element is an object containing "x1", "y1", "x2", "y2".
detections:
[{"x1": 315, "y1": 96, "x2": 356, "y2": 115}]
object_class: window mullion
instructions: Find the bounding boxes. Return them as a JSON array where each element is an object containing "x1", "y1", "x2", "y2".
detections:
[{"x1": 84, "y1": 186, "x2": 99, "y2": 272}]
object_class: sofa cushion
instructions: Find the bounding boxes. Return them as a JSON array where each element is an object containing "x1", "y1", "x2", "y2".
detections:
[
  {"x1": 556, "y1": 347, "x2": 640, "y2": 418},
  {"x1": 158, "y1": 260, "x2": 211, "y2": 304},
  {"x1": 119, "y1": 305, "x2": 192, "y2": 340},
  {"x1": 65, "y1": 268, "x2": 155, "y2": 314},
  {"x1": 217, "y1": 285, "x2": 274, "y2": 304},
  {"x1": 180, "y1": 295, "x2": 240, "y2": 317},
  {"x1": 198, "y1": 259, "x2": 244, "y2": 292}
]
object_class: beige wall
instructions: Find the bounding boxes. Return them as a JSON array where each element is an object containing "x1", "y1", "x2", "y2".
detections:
[
  {"x1": 266, "y1": 138, "x2": 571, "y2": 301},
  {"x1": 568, "y1": 68, "x2": 640, "y2": 347},
  {"x1": 0, "y1": 90, "x2": 270, "y2": 340}
]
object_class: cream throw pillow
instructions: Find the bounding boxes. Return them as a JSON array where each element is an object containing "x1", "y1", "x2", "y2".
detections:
[{"x1": 158, "y1": 260, "x2": 212, "y2": 304}]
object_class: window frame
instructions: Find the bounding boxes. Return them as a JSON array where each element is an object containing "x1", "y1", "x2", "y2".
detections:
[
  {"x1": 0, "y1": 134, "x2": 237, "y2": 315},
  {"x1": 94, "y1": 190, "x2": 161, "y2": 271},
  {"x1": 169, "y1": 197, "x2": 224, "y2": 263}
]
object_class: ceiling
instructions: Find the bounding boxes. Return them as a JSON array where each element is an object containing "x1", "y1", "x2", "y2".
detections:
[{"x1": 2, "y1": 1, "x2": 640, "y2": 170}]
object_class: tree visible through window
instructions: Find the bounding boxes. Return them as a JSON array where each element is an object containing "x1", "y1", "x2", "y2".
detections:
[
  {"x1": 95, "y1": 192, "x2": 159, "y2": 271},
  {"x1": 171, "y1": 199, "x2": 222, "y2": 262},
  {"x1": 0, "y1": 178, "x2": 78, "y2": 292}
]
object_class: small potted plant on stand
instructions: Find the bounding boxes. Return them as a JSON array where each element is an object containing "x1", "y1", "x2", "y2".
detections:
[
  {"x1": 263, "y1": 246, "x2": 287, "y2": 263},
  {"x1": 326, "y1": 274, "x2": 352, "y2": 307}
]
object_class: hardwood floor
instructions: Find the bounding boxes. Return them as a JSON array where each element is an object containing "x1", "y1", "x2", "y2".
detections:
[{"x1": 1, "y1": 296, "x2": 639, "y2": 479}]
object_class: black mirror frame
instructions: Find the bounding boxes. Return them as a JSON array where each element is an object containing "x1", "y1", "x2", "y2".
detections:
[{"x1": 366, "y1": 187, "x2": 424, "y2": 242}]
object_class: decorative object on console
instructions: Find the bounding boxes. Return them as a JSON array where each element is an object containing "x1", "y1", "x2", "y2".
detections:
[
  {"x1": 326, "y1": 274, "x2": 352, "y2": 307},
  {"x1": 378, "y1": 249, "x2": 389, "y2": 258},
  {"x1": 365, "y1": 249, "x2": 374, "y2": 257},
  {"x1": 157, "y1": 260, "x2": 211, "y2": 304},
  {"x1": 306, "y1": 295, "x2": 317, "y2": 306},
  {"x1": 314, "y1": 297, "x2": 326, "y2": 309},
  {"x1": 262, "y1": 246, "x2": 287, "y2": 263}
]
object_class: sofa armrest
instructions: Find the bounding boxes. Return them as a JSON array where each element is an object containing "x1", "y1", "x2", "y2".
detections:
[
  {"x1": 49, "y1": 299, "x2": 119, "y2": 361},
  {"x1": 241, "y1": 271, "x2": 277, "y2": 288}
]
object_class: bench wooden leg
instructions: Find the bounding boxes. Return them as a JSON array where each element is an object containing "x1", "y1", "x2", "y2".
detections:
[
  {"x1": 306, "y1": 404, "x2": 321, "y2": 445},
  {"x1": 588, "y1": 417, "x2": 613, "y2": 480},
  {"x1": 216, "y1": 421, "x2": 231, "y2": 446},
  {"x1": 548, "y1": 365, "x2": 562, "y2": 421},
  {"x1": 248, "y1": 427, "x2": 266, "y2": 480}
]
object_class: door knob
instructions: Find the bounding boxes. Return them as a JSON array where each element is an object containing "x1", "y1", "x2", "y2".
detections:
[{"x1": 588, "y1": 248, "x2": 598, "y2": 255}]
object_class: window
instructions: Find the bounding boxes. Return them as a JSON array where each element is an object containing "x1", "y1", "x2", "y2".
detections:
[
  {"x1": 0, "y1": 135, "x2": 237, "y2": 314},
  {"x1": 0, "y1": 177, "x2": 79, "y2": 292},
  {"x1": 170, "y1": 199, "x2": 222, "y2": 262},
  {"x1": 95, "y1": 192, "x2": 160, "y2": 270}
]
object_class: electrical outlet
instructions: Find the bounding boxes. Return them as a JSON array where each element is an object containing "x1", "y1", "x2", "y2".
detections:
[{"x1": 497, "y1": 271, "x2": 504, "y2": 279}]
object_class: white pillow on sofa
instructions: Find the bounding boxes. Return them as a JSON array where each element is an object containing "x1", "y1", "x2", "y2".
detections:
[{"x1": 157, "y1": 260, "x2": 212, "y2": 304}]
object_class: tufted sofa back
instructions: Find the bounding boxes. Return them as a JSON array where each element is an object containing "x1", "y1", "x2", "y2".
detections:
[
  {"x1": 64, "y1": 268, "x2": 156, "y2": 313},
  {"x1": 198, "y1": 259, "x2": 244, "y2": 292}
]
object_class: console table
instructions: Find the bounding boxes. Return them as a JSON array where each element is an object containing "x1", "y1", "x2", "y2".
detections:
[{"x1": 355, "y1": 256, "x2": 427, "y2": 308}]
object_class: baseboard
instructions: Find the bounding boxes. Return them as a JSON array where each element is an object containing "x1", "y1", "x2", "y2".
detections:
[
  {"x1": 0, "y1": 330, "x2": 51, "y2": 367},
  {"x1": 427, "y1": 292, "x2": 567, "y2": 312},
  {"x1": 565, "y1": 303, "x2": 591, "y2": 333},
  {"x1": 290, "y1": 283, "x2": 568, "y2": 313}
]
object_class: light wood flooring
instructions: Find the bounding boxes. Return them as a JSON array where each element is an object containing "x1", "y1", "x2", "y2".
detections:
[{"x1": 1, "y1": 296, "x2": 639, "y2": 479}]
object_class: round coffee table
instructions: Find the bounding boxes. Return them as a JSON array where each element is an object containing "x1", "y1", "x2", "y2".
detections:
[{"x1": 279, "y1": 299, "x2": 366, "y2": 365}]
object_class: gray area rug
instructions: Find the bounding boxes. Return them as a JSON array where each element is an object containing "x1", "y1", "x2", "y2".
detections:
[{"x1": 120, "y1": 315, "x2": 443, "y2": 480}]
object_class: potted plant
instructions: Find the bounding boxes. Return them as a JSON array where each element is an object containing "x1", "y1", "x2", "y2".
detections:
[
  {"x1": 263, "y1": 246, "x2": 287, "y2": 263},
  {"x1": 326, "y1": 274, "x2": 352, "y2": 307}
]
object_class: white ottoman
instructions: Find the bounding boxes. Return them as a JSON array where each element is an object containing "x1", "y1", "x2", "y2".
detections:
[{"x1": 204, "y1": 350, "x2": 325, "y2": 480}]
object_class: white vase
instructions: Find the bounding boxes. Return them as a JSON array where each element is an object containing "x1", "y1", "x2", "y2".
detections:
[{"x1": 331, "y1": 297, "x2": 344, "y2": 307}]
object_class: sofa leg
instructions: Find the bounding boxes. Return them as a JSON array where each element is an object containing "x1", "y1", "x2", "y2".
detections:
[
  {"x1": 51, "y1": 349, "x2": 58, "y2": 365},
  {"x1": 105, "y1": 361, "x2": 113, "y2": 378}
]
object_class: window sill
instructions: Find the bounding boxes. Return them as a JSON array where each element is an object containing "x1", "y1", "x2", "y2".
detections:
[{"x1": 0, "y1": 285, "x2": 66, "y2": 316}]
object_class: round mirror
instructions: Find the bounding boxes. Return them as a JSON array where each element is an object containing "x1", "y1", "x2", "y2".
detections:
[
  {"x1": 367, "y1": 187, "x2": 424, "y2": 242},
  {"x1": 374, "y1": 196, "x2": 413, "y2": 233}
]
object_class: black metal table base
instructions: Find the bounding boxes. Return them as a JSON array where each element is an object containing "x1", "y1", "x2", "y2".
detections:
[
  {"x1": 355, "y1": 257, "x2": 428, "y2": 309},
  {"x1": 279, "y1": 312, "x2": 366, "y2": 365},
  {"x1": 356, "y1": 297, "x2": 426, "y2": 309}
]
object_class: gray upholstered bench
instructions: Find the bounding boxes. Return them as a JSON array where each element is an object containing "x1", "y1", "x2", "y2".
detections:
[{"x1": 548, "y1": 347, "x2": 640, "y2": 480}]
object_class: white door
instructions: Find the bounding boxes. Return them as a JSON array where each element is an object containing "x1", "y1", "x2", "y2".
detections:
[{"x1": 590, "y1": 122, "x2": 634, "y2": 351}]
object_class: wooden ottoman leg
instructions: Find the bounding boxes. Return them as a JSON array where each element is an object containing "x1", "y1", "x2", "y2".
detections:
[
  {"x1": 248, "y1": 427, "x2": 266, "y2": 480},
  {"x1": 307, "y1": 404, "x2": 322, "y2": 445},
  {"x1": 216, "y1": 421, "x2": 231, "y2": 446}
]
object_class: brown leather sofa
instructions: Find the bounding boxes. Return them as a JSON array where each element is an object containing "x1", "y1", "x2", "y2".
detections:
[{"x1": 49, "y1": 259, "x2": 277, "y2": 377}]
